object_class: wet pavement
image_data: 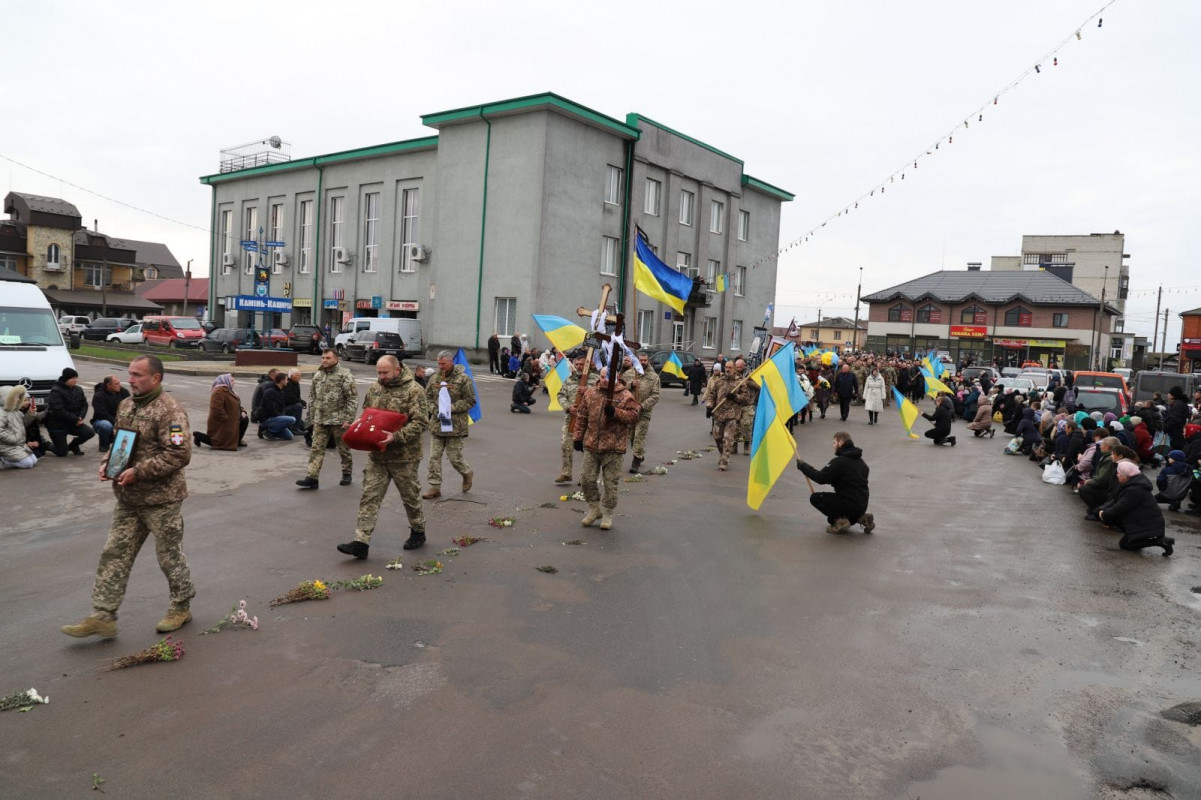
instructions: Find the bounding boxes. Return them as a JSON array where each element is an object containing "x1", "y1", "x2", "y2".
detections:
[{"x1": 2, "y1": 358, "x2": 1199, "y2": 798}]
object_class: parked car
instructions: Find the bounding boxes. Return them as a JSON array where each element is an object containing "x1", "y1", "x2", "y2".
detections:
[
  {"x1": 1132, "y1": 370, "x2": 1199, "y2": 405},
  {"x1": 286, "y1": 324, "x2": 326, "y2": 354},
  {"x1": 1000, "y1": 367, "x2": 1022, "y2": 378},
  {"x1": 1071, "y1": 371, "x2": 1131, "y2": 401},
  {"x1": 1017, "y1": 372, "x2": 1050, "y2": 391},
  {"x1": 58, "y1": 315, "x2": 91, "y2": 337},
  {"x1": 81, "y1": 317, "x2": 134, "y2": 341},
  {"x1": 199, "y1": 328, "x2": 262, "y2": 354},
  {"x1": 1075, "y1": 387, "x2": 1129, "y2": 417},
  {"x1": 142, "y1": 315, "x2": 206, "y2": 348},
  {"x1": 263, "y1": 328, "x2": 289, "y2": 349},
  {"x1": 344, "y1": 330, "x2": 405, "y2": 364},
  {"x1": 993, "y1": 377, "x2": 1036, "y2": 395},
  {"x1": 106, "y1": 323, "x2": 144, "y2": 344},
  {"x1": 961, "y1": 366, "x2": 1000, "y2": 384},
  {"x1": 647, "y1": 350, "x2": 699, "y2": 387}
]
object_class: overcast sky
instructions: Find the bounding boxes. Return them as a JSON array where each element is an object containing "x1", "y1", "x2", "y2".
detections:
[{"x1": 5, "y1": 0, "x2": 1197, "y2": 348}]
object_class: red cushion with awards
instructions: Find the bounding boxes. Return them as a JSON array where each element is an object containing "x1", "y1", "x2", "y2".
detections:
[{"x1": 342, "y1": 408, "x2": 408, "y2": 451}]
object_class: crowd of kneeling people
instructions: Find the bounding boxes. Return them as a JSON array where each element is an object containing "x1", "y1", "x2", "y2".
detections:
[{"x1": 955, "y1": 381, "x2": 1201, "y2": 557}]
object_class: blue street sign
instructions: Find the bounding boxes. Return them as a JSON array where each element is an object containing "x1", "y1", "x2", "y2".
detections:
[
  {"x1": 240, "y1": 240, "x2": 258, "y2": 251},
  {"x1": 265, "y1": 241, "x2": 286, "y2": 248},
  {"x1": 232, "y1": 295, "x2": 292, "y2": 312},
  {"x1": 322, "y1": 299, "x2": 338, "y2": 309},
  {"x1": 371, "y1": 295, "x2": 382, "y2": 309}
]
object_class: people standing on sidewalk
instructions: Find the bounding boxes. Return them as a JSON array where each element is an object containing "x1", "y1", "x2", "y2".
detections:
[
  {"x1": 687, "y1": 358, "x2": 708, "y2": 406},
  {"x1": 296, "y1": 349, "x2": 357, "y2": 490},
  {"x1": 488, "y1": 332, "x2": 501, "y2": 375},
  {"x1": 62, "y1": 355, "x2": 195, "y2": 639},
  {"x1": 422, "y1": 351, "x2": 476, "y2": 499}
]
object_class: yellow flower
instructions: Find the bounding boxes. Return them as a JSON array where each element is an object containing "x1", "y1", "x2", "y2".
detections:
[
  {"x1": 312, "y1": 580, "x2": 326, "y2": 591},
  {"x1": 560, "y1": 495, "x2": 569, "y2": 501}
]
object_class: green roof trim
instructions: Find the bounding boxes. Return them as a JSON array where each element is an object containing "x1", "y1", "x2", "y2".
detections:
[
  {"x1": 421, "y1": 92, "x2": 640, "y2": 140},
  {"x1": 741, "y1": 175, "x2": 795, "y2": 202},
  {"x1": 199, "y1": 136, "x2": 440, "y2": 184},
  {"x1": 625, "y1": 113, "x2": 744, "y2": 165}
]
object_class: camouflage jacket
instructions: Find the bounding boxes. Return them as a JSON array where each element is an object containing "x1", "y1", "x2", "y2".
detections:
[
  {"x1": 363, "y1": 365, "x2": 429, "y2": 457},
  {"x1": 110, "y1": 388, "x2": 191, "y2": 507},
  {"x1": 424, "y1": 364, "x2": 476, "y2": 438},
  {"x1": 709, "y1": 372, "x2": 754, "y2": 423},
  {"x1": 308, "y1": 363, "x2": 358, "y2": 425},
  {"x1": 573, "y1": 379, "x2": 641, "y2": 454},
  {"x1": 558, "y1": 370, "x2": 598, "y2": 417},
  {"x1": 620, "y1": 367, "x2": 661, "y2": 418}
]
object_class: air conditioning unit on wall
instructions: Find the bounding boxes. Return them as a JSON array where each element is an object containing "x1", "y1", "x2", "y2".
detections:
[
  {"x1": 334, "y1": 246, "x2": 352, "y2": 264},
  {"x1": 222, "y1": 253, "x2": 237, "y2": 267},
  {"x1": 408, "y1": 244, "x2": 429, "y2": 263},
  {"x1": 273, "y1": 250, "x2": 289, "y2": 266}
]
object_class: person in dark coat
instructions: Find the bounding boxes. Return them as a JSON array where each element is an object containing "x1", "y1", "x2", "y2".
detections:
[
  {"x1": 90, "y1": 375, "x2": 130, "y2": 454},
  {"x1": 796, "y1": 431, "x2": 873, "y2": 534},
  {"x1": 46, "y1": 367, "x2": 95, "y2": 456},
  {"x1": 259, "y1": 373, "x2": 297, "y2": 440},
  {"x1": 1056, "y1": 419, "x2": 1085, "y2": 469},
  {"x1": 250, "y1": 369, "x2": 279, "y2": 428},
  {"x1": 832, "y1": 363, "x2": 859, "y2": 422},
  {"x1": 1080, "y1": 437, "x2": 1118, "y2": 518},
  {"x1": 487, "y1": 333, "x2": 501, "y2": 374},
  {"x1": 1099, "y1": 460, "x2": 1174, "y2": 555},
  {"x1": 687, "y1": 359, "x2": 708, "y2": 406},
  {"x1": 1164, "y1": 386, "x2": 1190, "y2": 450},
  {"x1": 510, "y1": 373, "x2": 536, "y2": 413},
  {"x1": 1014, "y1": 407, "x2": 1041, "y2": 454},
  {"x1": 510, "y1": 333, "x2": 522, "y2": 359},
  {"x1": 282, "y1": 369, "x2": 307, "y2": 434},
  {"x1": 921, "y1": 394, "x2": 956, "y2": 446}
]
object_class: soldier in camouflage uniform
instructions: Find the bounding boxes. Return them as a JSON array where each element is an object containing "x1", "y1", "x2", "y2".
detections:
[
  {"x1": 62, "y1": 355, "x2": 195, "y2": 639},
  {"x1": 619, "y1": 352, "x2": 661, "y2": 474},
  {"x1": 707, "y1": 361, "x2": 755, "y2": 471},
  {"x1": 422, "y1": 351, "x2": 476, "y2": 499},
  {"x1": 296, "y1": 348, "x2": 357, "y2": 490},
  {"x1": 337, "y1": 356, "x2": 430, "y2": 558},
  {"x1": 573, "y1": 369, "x2": 640, "y2": 530},
  {"x1": 733, "y1": 356, "x2": 758, "y2": 454},
  {"x1": 555, "y1": 353, "x2": 597, "y2": 484}
]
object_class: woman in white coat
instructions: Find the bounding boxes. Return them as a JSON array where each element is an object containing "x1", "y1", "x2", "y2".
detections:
[{"x1": 863, "y1": 367, "x2": 886, "y2": 425}]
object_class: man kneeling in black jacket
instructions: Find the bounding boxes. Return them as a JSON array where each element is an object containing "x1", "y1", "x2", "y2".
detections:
[{"x1": 797, "y1": 431, "x2": 873, "y2": 534}]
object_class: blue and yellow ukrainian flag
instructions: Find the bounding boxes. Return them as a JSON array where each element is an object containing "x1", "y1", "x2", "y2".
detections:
[
  {"x1": 634, "y1": 230, "x2": 693, "y2": 315},
  {"x1": 751, "y1": 341, "x2": 808, "y2": 422},
  {"x1": 545, "y1": 356, "x2": 572, "y2": 412},
  {"x1": 918, "y1": 364, "x2": 953, "y2": 398},
  {"x1": 747, "y1": 342, "x2": 808, "y2": 509},
  {"x1": 453, "y1": 348, "x2": 482, "y2": 424},
  {"x1": 715, "y1": 273, "x2": 726, "y2": 293},
  {"x1": 662, "y1": 351, "x2": 687, "y2": 382},
  {"x1": 531, "y1": 314, "x2": 586, "y2": 354},
  {"x1": 892, "y1": 386, "x2": 921, "y2": 439}
]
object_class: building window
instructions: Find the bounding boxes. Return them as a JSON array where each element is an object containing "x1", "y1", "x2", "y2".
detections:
[
  {"x1": 0, "y1": 255, "x2": 15, "y2": 271},
  {"x1": 644, "y1": 178, "x2": 661, "y2": 216},
  {"x1": 887, "y1": 303, "x2": 911, "y2": 322},
  {"x1": 702, "y1": 316, "x2": 717, "y2": 349},
  {"x1": 679, "y1": 190, "x2": 694, "y2": 226},
  {"x1": 399, "y1": 188, "x2": 420, "y2": 273},
  {"x1": 220, "y1": 209, "x2": 233, "y2": 275},
  {"x1": 1118, "y1": 275, "x2": 1129, "y2": 300},
  {"x1": 144, "y1": 267, "x2": 156, "y2": 279},
  {"x1": 83, "y1": 263, "x2": 111, "y2": 288},
  {"x1": 243, "y1": 207, "x2": 258, "y2": 274},
  {"x1": 298, "y1": 200, "x2": 313, "y2": 274},
  {"x1": 1004, "y1": 305, "x2": 1032, "y2": 326},
  {"x1": 960, "y1": 304, "x2": 986, "y2": 324},
  {"x1": 495, "y1": 297, "x2": 517, "y2": 337},
  {"x1": 833, "y1": 330, "x2": 842, "y2": 341},
  {"x1": 738, "y1": 210, "x2": 750, "y2": 242},
  {"x1": 729, "y1": 319, "x2": 742, "y2": 351},
  {"x1": 328, "y1": 197, "x2": 345, "y2": 274},
  {"x1": 676, "y1": 251, "x2": 694, "y2": 279},
  {"x1": 1052, "y1": 313, "x2": 1069, "y2": 328},
  {"x1": 916, "y1": 303, "x2": 941, "y2": 324},
  {"x1": 734, "y1": 266, "x2": 746, "y2": 297},
  {"x1": 363, "y1": 192, "x2": 380, "y2": 273},
  {"x1": 46, "y1": 243, "x2": 60, "y2": 268},
  {"x1": 601, "y1": 236, "x2": 620, "y2": 276},
  {"x1": 710, "y1": 200, "x2": 724, "y2": 234},
  {"x1": 706, "y1": 259, "x2": 720, "y2": 290},
  {"x1": 269, "y1": 203, "x2": 285, "y2": 274},
  {"x1": 637, "y1": 309, "x2": 654, "y2": 346},
  {"x1": 604, "y1": 165, "x2": 623, "y2": 205}
]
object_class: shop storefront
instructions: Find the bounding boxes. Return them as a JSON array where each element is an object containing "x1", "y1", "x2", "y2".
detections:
[
  {"x1": 950, "y1": 325, "x2": 988, "y2": 364},
  {"x1": 1182, "y1": 339, "x2": 1201, "y2": 371},
  {"x1": 291, "y1": 297, "x2": 312, "y2": 325},
  {"x1": 992, "y1": 338, "x2": 1068, "y2": 368}
]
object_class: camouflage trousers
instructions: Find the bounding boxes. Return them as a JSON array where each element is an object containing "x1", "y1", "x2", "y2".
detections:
[
  {"x1": 736, "y1": 406, "x2": 755, "y2": 444},
  {"x1": 93, "y1": 500, "x2": 194, "y2": 616},
  {"x1": 355, "y1": 453, "x2": 425, "y2": 544},
  {"x1": 427, "y1": 436, "x2": 470, "y2": 486},
  {"x1": 581, "y1": 450, "x2": 623, "y2": 511},
  {"x1": 627, "y1": 412, "x2": 653, "y2": 460},
  {"x1": 306, "y1": 423, "x2": 353, "y2": 479},
  {"x1": 561, "y1": 416, "x2": 575, "y2": 476},
  {"x1": 712, "y1": 418, "x2": 740, "y2": 465}
]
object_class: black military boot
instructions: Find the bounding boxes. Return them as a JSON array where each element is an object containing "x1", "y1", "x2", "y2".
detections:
[
  {"x1": 628, "y1": 457, "x2": 643, "y2": 475},
  {"x1": 402, "y1": 529, "x2": 426, "y2": 550},
  {"x1": 296, "y1": 477, "x2": 319, "y2": 490},
  {"x1": 336, "y1": 540, "x2": 368, "y2": 559}
]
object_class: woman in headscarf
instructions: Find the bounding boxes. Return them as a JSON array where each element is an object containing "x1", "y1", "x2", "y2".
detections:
[
  {"x1": 0, "y1": 386, "x2": 40, "y2": 469},
  {"x1": 967, "y1": 390, "x2": 995, "y2": 437},
  {"x1": 193, "y1": 374, "x2": 247, "y2": 451},
  {"x1": 1099, "y1": 460, "x2": 1174, "y2": 556}
]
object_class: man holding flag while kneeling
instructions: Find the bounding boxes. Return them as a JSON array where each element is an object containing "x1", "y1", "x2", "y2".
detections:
[{"x1": 796, "y1": 431, "x2": 873, "y2": 535}]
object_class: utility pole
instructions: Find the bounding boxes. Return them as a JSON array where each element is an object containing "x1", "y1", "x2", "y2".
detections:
[
  {"x1": 184, "y1": 259, "x2": 193, "y2": 318},
  {"x1": 1160, "y1": 308, "x2": 1169, "y2": 369},
  {"x1": 816, "y1": 302, "x2": 823, "y2": 350},
  {"x1": 1095, "y1": 265, "x2": 1109, "y2": 369},
  {"x1": 1151, "y1": 285, "x2": 1162, "y2": 369},
  {"x1": 852, "y1": 266, "x2": 863, "y2": 352}
]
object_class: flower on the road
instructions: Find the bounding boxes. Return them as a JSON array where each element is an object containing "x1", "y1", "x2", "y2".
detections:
[
  {"x1": 488, "y1": 517, "x2": 515, "y2": 528},
  {"x1": 270, "y1": 579, "x2": 331, "y2": 607},
  {"x1": 201, "y1": 599, "x2": 259, "y2": 634},
  {"x1": 0, "y1": 687, "x2": 50, "y2": 712},
  {"x1": 104, "y1": 636, "x2": 185, "y2": 671}
]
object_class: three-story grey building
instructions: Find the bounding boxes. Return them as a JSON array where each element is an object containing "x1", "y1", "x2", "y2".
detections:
[{"x1": 200, "y1": 92, "x2": 793, "y2": 358}]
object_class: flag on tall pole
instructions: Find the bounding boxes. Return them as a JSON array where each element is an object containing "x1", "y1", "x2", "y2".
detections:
[
  {"x1": 531, "y1": 314, "x2": 587, "y2": 354},
  {"x1": 746, "y1": 341, "x2": 808, "y2": 509},
  {"x1": 633, "y1": 229, "x2": 692, "y2": 315}
]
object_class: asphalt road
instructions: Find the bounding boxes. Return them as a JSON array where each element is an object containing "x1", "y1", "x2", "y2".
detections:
[{"x1": 2, "y1": 356, "x2": 1199, "y2": 799}]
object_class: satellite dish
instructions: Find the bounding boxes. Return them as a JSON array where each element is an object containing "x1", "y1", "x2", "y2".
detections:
[{"x1": 268, "y1": 136, "x2": 282, "y2": 149}]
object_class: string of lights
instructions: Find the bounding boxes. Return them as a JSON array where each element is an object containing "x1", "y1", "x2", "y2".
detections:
[{"x1": 749, "y1": 0, "x2": 1120, "y2": 269}]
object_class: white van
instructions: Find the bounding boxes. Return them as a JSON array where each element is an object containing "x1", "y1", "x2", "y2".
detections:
[
  {"x1": 1, "y1": 273, "x2": 77, "y2": 410},
  {"x1": 334, "y1": 317, "x2": 422, "y2": 359}
]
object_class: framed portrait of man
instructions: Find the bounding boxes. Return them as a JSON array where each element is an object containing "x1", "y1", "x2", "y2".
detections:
[{"x1": 104, "y1": 429, "x2": 138, "y2": 480}]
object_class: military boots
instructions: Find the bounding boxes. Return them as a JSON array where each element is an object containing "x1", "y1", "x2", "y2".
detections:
[{"x1": 61, "y1": 613, "x2": 117, "y2": 639}]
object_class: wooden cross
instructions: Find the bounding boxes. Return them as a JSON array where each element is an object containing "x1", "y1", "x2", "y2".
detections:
[{"x1": 569, "y1": 284, "x2": 641, "y2": 433}]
